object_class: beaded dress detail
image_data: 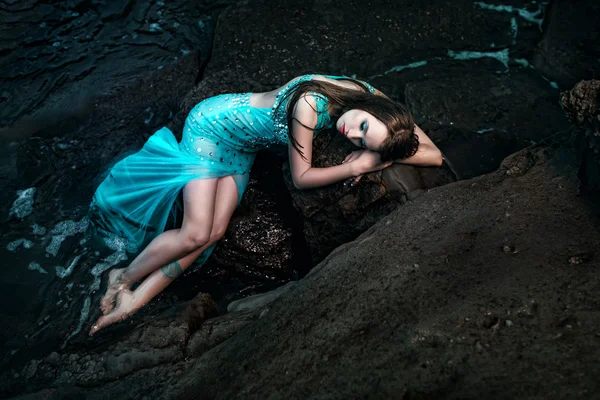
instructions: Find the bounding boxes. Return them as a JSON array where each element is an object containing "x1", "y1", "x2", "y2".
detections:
[{"x1": 90, "y1": 75, "x2": 376, "y2": 262}]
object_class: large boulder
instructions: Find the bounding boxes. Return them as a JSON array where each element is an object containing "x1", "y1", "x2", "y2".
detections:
[{"x1": 164, "y1": 139, "x2": 600, "y2": 399}]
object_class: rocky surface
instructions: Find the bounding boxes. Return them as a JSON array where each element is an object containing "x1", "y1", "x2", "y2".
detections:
[
  {"x1": 169, "y1": 140, "x2": 600, "y2": 399},
  {"x1": 0, "y1": 0, "x2": 237, "y2": 128},
  {"x1": 1, "y1": 0, "x2": 599, "y2": 398}
]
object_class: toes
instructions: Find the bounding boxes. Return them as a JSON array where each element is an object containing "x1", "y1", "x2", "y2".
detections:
[
  {"x1": 100, "y1": 299, "x2": 114, "y2": 315},
  {"x1": 89, "y1": 318, "x2": 105, "y2": 336}
]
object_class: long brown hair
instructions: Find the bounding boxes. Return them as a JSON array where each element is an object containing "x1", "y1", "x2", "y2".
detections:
[{"x1": 277, "y1": 78, "x2": 418, "y2": 162}]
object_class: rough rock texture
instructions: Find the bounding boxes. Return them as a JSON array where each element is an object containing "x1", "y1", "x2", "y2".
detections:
[
  {"x1": 166, "y1": 141, "x2": 600, "y2": 399},
  {"x1": 0, "y1": 0, "x2": 235, "y2": 128},
  {"x1": 560, "y1": 80, "x2": 600, "y2": 135}
]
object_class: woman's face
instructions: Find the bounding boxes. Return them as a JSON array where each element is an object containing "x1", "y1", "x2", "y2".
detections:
[{"x1": 336, "y1": 109, "x2": 389, "y2": 151}]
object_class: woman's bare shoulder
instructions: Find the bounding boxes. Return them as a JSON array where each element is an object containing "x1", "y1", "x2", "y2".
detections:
[{"x1": 311, "y1": 75, "x2": 364, "y2": 90}]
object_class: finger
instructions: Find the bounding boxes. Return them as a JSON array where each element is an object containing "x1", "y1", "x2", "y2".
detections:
[
  {"x1": 350, "y1": 175, "x2": 363, "y2": 186},
  {"x1": 376, "y1": 161, "x2": 393, "y2": 171}
]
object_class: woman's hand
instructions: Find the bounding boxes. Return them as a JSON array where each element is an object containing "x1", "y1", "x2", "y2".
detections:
[
  {"x1": 341, "y1": 150, "x2": 392, "y2": 186},
  {"x1": 353, "y1": 149, "x2": 393, "y2": 173},
  {"x1": 342, "y1": 150, "x2": 364, "y2": 186}
]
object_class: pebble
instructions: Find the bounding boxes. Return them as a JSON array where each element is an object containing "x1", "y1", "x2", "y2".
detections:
[
  {"x1": 505, "y1": 320, "x2": 513, "y2": 327},
  {"x1": 475, "y1": 341, "x2": 483, "y2": 353},
  {"x1": 568, "y1": 254, "x2": 590, "y2": 265},
  {"x1": 47, "y1": 352, "x2": 60, "y2": 365}
]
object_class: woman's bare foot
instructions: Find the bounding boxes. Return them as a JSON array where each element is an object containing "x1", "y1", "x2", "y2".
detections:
[
  {"x1": 89, "y1": 289, "x2": 139, "y2": 336},
  {"x1": 100, "y1": 268, "x2": 128, "y2": 315}
]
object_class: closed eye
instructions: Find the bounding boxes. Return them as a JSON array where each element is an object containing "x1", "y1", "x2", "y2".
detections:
[{"x1": 360, "y1": 120, "x2": 368, "y2": 132}]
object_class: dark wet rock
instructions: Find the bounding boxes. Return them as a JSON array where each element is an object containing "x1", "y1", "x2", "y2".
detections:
[
  {"x1": 0, "y1": 53, "x2": 302, "y2": 388},
  {"x1": 533, "y1": 0, "x2": 600, "y2": 88},
  {"x1": 0, "y1": 0, "x2": 232, "y2": 127}
]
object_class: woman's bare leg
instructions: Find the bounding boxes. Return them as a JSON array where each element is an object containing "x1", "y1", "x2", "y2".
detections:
[
  {"x1": 90, "y1": 176, "x2": 240, "y2": 335},
  {"x1": 100, "y1": 178, "x2": 219, "y2": 314}
]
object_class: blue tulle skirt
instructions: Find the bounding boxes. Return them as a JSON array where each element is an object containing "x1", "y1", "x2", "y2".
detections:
[{"x1": 90, "y1": 126, "x2": 255, "y2": 261}]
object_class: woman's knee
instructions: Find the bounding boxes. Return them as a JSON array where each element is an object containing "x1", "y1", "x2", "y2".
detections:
[{"x1": 180, "y1": 230, "x2": 211, "y2": 251}]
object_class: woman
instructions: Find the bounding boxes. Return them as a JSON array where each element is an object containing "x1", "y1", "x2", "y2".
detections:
[{"x1": 89, "y1": 74, "x2": 442, "y2": 335}]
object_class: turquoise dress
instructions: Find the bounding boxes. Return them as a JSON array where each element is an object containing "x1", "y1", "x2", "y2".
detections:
[{"x1": 90, "y1": 74, "x2": 376, "y2": 263}]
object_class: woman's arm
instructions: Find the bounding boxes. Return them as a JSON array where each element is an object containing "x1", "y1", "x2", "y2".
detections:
[
  {"x1": 395, "y1": 124, "x2": 443, "y2": 166},
  {"x1": 366, "y1": 85, "x2": 443, "y2": 167},
  {"x1": 288, "y1": 95, "x2": 360, "y2": 189}
]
